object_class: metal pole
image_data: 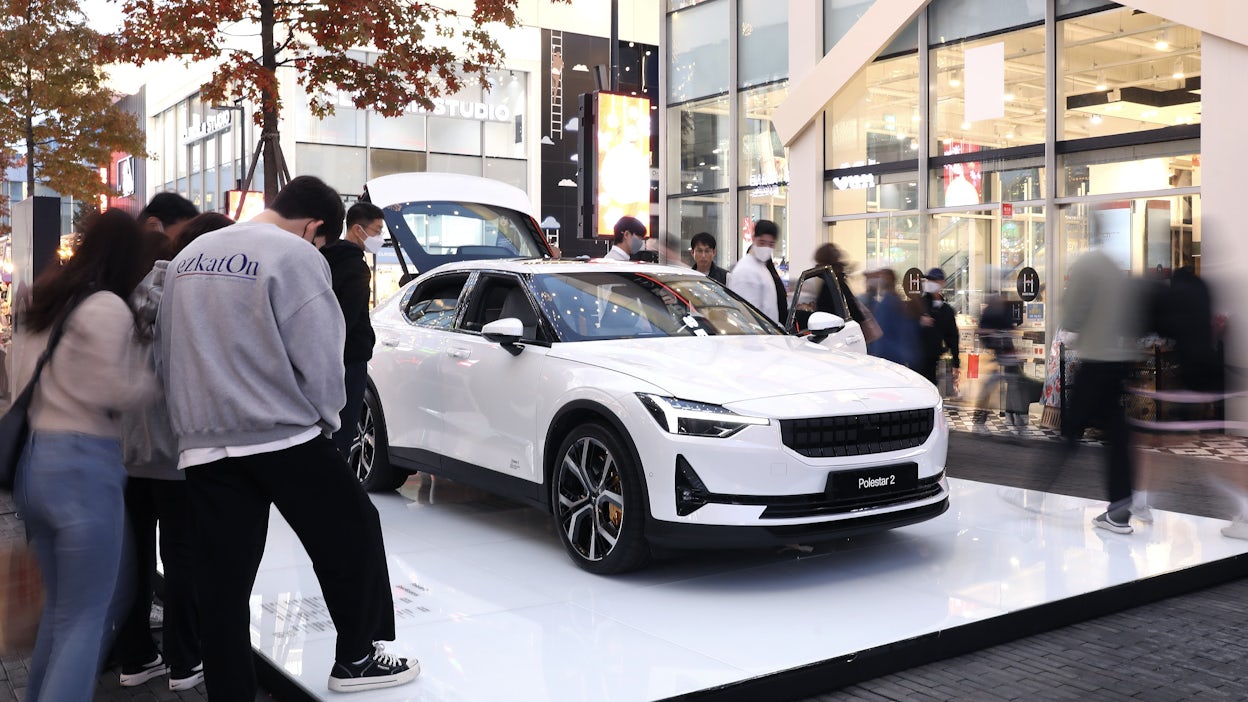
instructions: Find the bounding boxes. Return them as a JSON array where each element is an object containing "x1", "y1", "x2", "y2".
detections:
[{"x1": 610, "y1": 0, "x2": 619, "y2": 91}]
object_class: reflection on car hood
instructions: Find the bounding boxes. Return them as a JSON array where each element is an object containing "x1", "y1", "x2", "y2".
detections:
[{"x1": 546, "y1": 335, "x2": 936, "y2": 406}]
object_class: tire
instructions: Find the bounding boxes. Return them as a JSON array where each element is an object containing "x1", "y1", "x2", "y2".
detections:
[
  {"x1": 551, "y1": 422, "x2": 651, "y2": 574},
  {"x1": 351, "y1": 387, "x2": 408, "y2": 493}
]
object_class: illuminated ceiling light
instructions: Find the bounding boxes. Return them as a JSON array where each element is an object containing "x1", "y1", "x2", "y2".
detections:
[
  {"x1": 1172, "y1": 58, "x2": 1185, "y2": 79},
  {"x1": 1090, "y1": 114, "x2": 1103, "y2": 125},
  {"x1": 896, "y1": 132, "x2": 907, "y2": 141},
  {"x1": 1005, "y1": 125, "x2": 1016, "y2": 139},
  {"x1": 1155, "y1": 30, "x2": 1170, "y2": 51},
  {"x1": 949, "y1": 70, "x2": 961, "y2": 88},
  {"x1": 960, "y1": 120, "x2": 971, "y2": 130},
  {"x1": 912, "y1": 113, "x2": 921, "y2": 123},
  {"x1": 1003, "y1": 92, "x2": 1015, "y2": 102},
  {"x1": 1095, "y1": 71, "x2": 1108, "y2": 91}
]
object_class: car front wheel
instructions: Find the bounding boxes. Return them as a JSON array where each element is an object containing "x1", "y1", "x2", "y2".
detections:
[
  {"x1": 351, "y1": 387, "x2": 408, "y2": 493},
  {"x1": 552, "y1": 422, "x2": 650, "y2": 574}
]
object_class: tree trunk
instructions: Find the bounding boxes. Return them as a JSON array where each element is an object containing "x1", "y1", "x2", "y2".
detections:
[
  {"x1": 260, "y1": 0, "x2": 279, "y2": 204},
  {"x1": 24, "y1": 65, "x2": 34, "y2": 195}
]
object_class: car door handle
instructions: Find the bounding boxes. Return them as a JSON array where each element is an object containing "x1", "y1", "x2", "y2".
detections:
[
  {"x1": 447, "y1": 348, "x2": 471, "y2": 359},
  {"x1": 380, "y1": 337, "x2": 399, "y2": 347},
  {"x1": 845, "y1": 335, "x2": 863, "y2": 344}
]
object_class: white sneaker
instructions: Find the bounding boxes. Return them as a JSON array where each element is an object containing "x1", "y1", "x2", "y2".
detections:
[
  {"x1": 1132, "y1": 505, "x2": 1154, "y2": 524},
  {"x1": 119, "y1": 654, "x2": 165, "y2": 687},
  {"x1": 328, "y1": 643, "x2": 419, "y2": 692},
  {"x1": 1222, "y1": 519, "x2": 1248, "y2": 540},
  {"x1": 169, "y1": 663, "x2": 204, "y2": 690},
  {"x1": 1092, "y1": 512, "x2": 1133, "y2": 534}
]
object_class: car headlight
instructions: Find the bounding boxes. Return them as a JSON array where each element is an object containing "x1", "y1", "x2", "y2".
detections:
[{"x1": 636, "y1": 393, "x2": 770, "y2": 438}]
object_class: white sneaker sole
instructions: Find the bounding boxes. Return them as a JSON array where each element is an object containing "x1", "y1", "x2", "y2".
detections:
[
  {"x1": 169, "y1": 670, "x2": 204, "y2": 690},
  {"x1": 327, "y1": 661, "x2": 420, "y2": 692},
  {"x1": 119, "y1": 665, "x2": 166, "y2": 687}
]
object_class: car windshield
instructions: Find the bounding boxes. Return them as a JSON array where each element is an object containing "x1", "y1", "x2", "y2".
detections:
[
  {"x1": 531, "y1": 271, "x2": 783, "y2": 341},
  {"x1": 382, "y1": 200, "x2": 548, "y2": 272}
]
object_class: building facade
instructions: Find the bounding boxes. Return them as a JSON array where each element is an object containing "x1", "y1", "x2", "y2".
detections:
[{"x1": 662, "y1": 0, "x2": 1248, "y2": 406}]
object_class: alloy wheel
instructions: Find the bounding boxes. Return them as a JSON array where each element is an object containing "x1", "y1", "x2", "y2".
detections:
[
  {"x1": 349, "y1": 403, "x2": 376, "y2": 484},
  {"x1": 555, "y1": 436, "x2": 625, "y2": 563}
]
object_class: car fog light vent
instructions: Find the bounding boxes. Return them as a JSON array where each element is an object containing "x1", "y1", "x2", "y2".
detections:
[{"x1": 675, "y1": 454, "x2": 709, "y2": 516}]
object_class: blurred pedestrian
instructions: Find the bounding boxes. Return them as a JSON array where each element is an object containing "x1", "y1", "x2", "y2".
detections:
[
  {"x1": 689, "y1": 232, "x2": 728, "y2": 285},
  {"x1": 795, "y1": 243, "x2": 878, "y2": 339},
  {"x1": 1061, "y1": 244, "x2": 1147, "y2": 534},
  {"x1": 605, "y1": 216, "x2": 646, "y2": 260},
  {"x1": 728, "y1": 219, "x2": 788, "y2": 324},
  {"x1": 156, "y1": 176, "x2": 417, "y2": 698},
  {"x1": 917, "y1": 268, "x2": 961, "y2": 387},
  {"x1": 12, "y1": 208, "x2": 159, "y2": 700},
  {"x1": 319, "y1": 202, "x2": 383, "y2": 459},
  {"x1": 859, "y1": 266, "x2": 918, "y2": 368},
  {"x1": 972, "y1": 292, "x2": 1024, "y2": 428},
  {"x1": 113, "y1": 212, "x2": 233, "y2": 691}
]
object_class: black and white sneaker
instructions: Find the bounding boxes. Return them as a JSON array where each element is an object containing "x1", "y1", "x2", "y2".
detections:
[
  {"x1": 169, "y1": 663, "x2": 204, "y2": 690},
  {"x1": 119, "y1": 654, "x2": 165, "y2": 686},
  {"x1": 327, "y1": 643, "x2": 419, "y2": 692},
  {"x1": 1092, "y1": 512, "x2": 1133, "y2": 534}
]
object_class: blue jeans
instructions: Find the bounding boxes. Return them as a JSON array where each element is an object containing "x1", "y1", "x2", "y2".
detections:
[{"x1": 14, "y1": 432, "x2": 131, "y2": 701}]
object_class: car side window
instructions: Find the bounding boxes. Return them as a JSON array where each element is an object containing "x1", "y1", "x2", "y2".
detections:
[
  {"x1": 404, "y1": 274, "x2": 468, "y2": 330},
  {"x1": 461, "y1": 276, "x2": 543, "y2": 340}
]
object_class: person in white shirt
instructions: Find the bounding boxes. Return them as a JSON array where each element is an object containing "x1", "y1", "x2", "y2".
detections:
[
  {"x1": 604, "y1": 216, "x2": 647, "y2": 260},
  {"x1": 727, "y1": 220, "x2": 787, "y2": 324}
]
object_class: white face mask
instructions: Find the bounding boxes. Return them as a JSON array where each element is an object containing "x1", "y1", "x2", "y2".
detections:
[
  {"x1": 752, "y1": 246, "x2": 774, "y2": 263},
  {"x1": 362, "y1": 234, "x2": 385, "y2": 255},
  {"x1": 923, "y1": 280, "x2": 942, "y2": 294}
]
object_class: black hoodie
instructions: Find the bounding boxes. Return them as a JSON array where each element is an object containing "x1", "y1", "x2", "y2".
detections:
[{"x1": 321, "y1": 240, "x2": 375, "y2": 364}]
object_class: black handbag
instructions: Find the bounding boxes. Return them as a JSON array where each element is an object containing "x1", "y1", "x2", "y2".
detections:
[{"x1": 0, "y1": 298, "x2": 84, "y2": 490}]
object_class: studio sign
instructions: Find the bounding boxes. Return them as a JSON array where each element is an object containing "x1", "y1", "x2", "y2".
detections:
[
  {"x1": 832, "y1": 172, "x2": 877, "y2": 191},
  {"x1": 180, "y1": 112, "x2": 233, "y2": 145},
  {"x1": 333, "y1": 90, "x2": 512, "y2": 123}
]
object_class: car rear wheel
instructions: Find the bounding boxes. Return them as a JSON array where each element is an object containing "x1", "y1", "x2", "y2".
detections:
[
  {"x1": 352, "y1": 387, "x2": 408, "y2": 493},
  {"x1": 552, "y1": 422, "x2": 650, "y2": 574}
]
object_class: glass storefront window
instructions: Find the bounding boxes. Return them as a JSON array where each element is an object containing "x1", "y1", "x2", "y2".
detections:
[
  {"x1": 371, "y1": 113, "x2": 427, "y2": 151},
  {"x1": 739, "y1": 83, "x2": 788, "y2": 188},
  {"x1": 1059, "y1": 8, "x2": 1200, "y2": 142},
  {"x1": 1061, "y1": 194, "x2": 1199, "y2": 276},
  {"x1": 826, "y1": 170, "x2": 918, "y2": 216},
  {"x1": 825, "y1": 1, "x2": 917, "y2": 56},
  {"x1": 428, "y1": 117, "x2": 482, "y2": 157},
  {"x1": 825, "y1": 51, "x2": 920, "y2": 167},
  {"x1": 669, "y1": 193, "x2": 730, "y2": 269},
  {"x1": 929, "y1": 155, "x2": 1044, "y2": 207},
  {"x1": 485, "y1": 157, "x2": 527, "y2": 193},
  {"x1": 928, "y1": 0, "x2": 1044, "y2": 45},
  {"x1": 739, "y1": 0, "x2": 787, "y2": 88},
  {"x1": 1060, "y1": 142, "x2": 1198, "y2": 198},
  {"x1": 176, "y1": 103, "x2": 189, "y2": 179},
  {"x1": 484, "y1": 118, "x2": 523, "y2": 160},
  {"x1": 295, "y1": 105, "x2": 366, "y2": 147},
  {"x1": 668, "y1": 94, "x2": 729, "y2": 193},
  {"x1": 428, "y1": 153, "x2": 482, "y2": 177},
  {"x1": 932, "y1": 25, "x2": 1046, "y2": 154},
  {"x1": 740, "y1": 184, "x2": 788, "y2": 267},
  {"x1": 370, "y1": 148, "x2": 427, "y2": 179},
  {"x1": 668, "y1": 0, "x2": 729, "y2": 103},
  {"x1": 296, "y1": 143, "x2": 367, "y2": 196}
]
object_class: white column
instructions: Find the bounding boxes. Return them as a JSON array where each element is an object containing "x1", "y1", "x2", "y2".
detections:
[
  {"x1": 1199, "y1": 33, "x2": 1248, "y2": 432},
  {"x1": 786, "y1": 0, "x2": 823, "y2": 274}
]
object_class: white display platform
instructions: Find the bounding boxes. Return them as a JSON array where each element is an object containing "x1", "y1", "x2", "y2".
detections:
[{"x1": 245, "y1": 476, "x2": 1248, "y2": 701}]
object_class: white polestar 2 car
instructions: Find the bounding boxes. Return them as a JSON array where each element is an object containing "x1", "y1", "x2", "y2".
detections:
[{"x1": 360, "y1": 259, "x2": 950, "y2": 573}]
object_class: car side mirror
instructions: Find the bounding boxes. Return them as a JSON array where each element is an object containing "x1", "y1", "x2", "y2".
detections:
[
  {"x1": 482, "y1": 317, "x2": 525, "y2": 355},
  {"x1": 398, "y1": 273, "x2": 417, "y2": 286},
  {"x1": 807, "y1": 312, "x2": 846, "y2": 343}
]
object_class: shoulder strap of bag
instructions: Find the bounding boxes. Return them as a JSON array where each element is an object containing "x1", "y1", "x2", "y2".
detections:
[{"x1": 10, "y1": 292, "x2": 91, "y2": 411}]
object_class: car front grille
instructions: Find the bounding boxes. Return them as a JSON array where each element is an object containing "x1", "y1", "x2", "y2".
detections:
[{"x1": 779, "y1": 409, "x2": 935, "y2": 458}]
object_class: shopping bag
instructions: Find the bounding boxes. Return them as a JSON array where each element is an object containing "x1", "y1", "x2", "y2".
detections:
[
  {"x1": 0, "y1": 542, "x2": 44, "y2": 654},
  {"x1": 0, "y1": 402, "x2": 31, "y2": 490}
]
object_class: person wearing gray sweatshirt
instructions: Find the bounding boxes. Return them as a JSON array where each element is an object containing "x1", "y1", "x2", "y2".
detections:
[{"x1": 156, "y1": 176, "x2": 417, "y2": 697}]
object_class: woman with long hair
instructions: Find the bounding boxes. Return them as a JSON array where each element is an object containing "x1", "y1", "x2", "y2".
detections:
[{"x1": 12, "y1": 208, "x2": 159, "y2": 700}]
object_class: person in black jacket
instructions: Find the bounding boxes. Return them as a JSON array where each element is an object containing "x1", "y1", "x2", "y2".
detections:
[
  {"x1": 689, "y1": 232, "x2": 729, "y2": 285},
  {"x1": 917, "y1": 267, "x2": 960, "y2": 386},
  {"x1": 320, "y1": 202, "x2": 384, "y2": 458}
]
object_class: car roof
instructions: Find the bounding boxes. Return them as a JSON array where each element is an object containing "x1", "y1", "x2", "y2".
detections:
[
  {"x1": 423, "y1": 258, "x2": 705, "y2": 277},
  {"x1": 364, "y1": 172, "x2": 536, "y2": 218}
]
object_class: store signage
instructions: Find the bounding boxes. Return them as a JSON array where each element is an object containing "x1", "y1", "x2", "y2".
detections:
[
  {"x1": 902, "y1": 267, "x2": 924, "y2": 298},
  {"x1": 180, "y1": 112, "x2": 233, "y2": 145},
  {"x1": 831, "y1": 158, "x2": 879, "y2": 191},
  {"x1": 1001, "y1": 202, "x2": 1014, "y2": 219},
  {"x1": 749, "y1": 174, "x2": 780, "y2": 197},
  {"x1": 331, "y1": 90, "x2": 512, "y2": 123},
  {"x1": 1016, "y1": 267, "x2": 1039, "y2": 302}
]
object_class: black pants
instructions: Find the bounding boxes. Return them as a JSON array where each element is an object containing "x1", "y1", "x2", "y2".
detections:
[
  {"x1": 186, "y1": 435, "x2": 396, "y2": 701},
  {"x1": 332, "y1": 361, "x2": 369, "y2": 458},
  {"x1": 113, "y1": 477, "x2": 200, "y2": 672},
  {"x1": 1062, "y1": 360, "x2": 1134, "y2": 518}
]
